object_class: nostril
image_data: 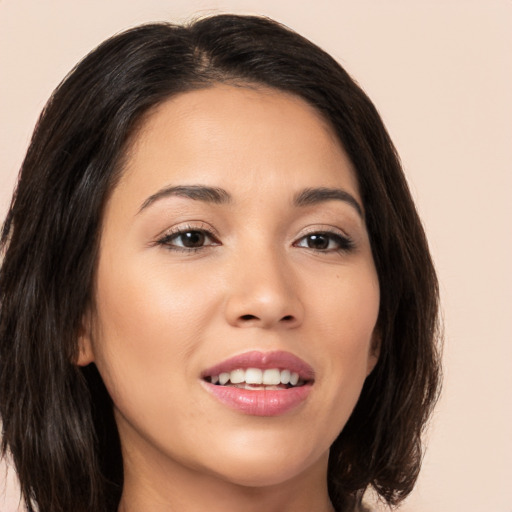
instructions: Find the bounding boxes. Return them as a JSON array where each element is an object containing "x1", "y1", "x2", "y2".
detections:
[
  {"x1": 235, "y1": 313, "x2": 299, "y2": 326},
  {"x1": 240, "y1": 314, "x2": 258, "y2": 321}
]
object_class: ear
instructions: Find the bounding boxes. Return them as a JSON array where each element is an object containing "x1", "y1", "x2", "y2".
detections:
[
  {"x1": 366, "y1": 330, "x2": 381, "y2": 376},
  {"x1": 76, "y1": 311, "x2": 95, "y2": 366}
]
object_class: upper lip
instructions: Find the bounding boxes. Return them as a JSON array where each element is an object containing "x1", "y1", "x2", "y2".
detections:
[{"x1": 201, "y1": 350, "x2": 316, "y2": 381}]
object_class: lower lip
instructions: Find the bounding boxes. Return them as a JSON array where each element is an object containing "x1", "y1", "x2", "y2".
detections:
[{"x1": 203, "y1": 382, "x2": 312, "y2": 416}]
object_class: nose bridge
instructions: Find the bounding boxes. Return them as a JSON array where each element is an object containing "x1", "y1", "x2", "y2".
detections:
[{"x1": 224, "y1": 240, "x2": 303, "y2": 328}]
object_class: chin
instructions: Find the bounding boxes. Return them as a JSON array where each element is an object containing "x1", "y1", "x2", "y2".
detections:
[
  {"x1": 210, "y1": 458, "x2": 316, "y2": 488},
  {"x1": 198, "y1": 430, "x2": 329, "y2": 488}
]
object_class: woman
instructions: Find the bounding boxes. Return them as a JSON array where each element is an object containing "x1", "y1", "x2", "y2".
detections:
[{"x1": 0, "y1": 14, "x2": 441, "y2": 512}]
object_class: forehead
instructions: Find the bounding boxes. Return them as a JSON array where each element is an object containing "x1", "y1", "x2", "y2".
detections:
[{"x1": 114, "y1": 84, "x2": 360, "y2": 207}]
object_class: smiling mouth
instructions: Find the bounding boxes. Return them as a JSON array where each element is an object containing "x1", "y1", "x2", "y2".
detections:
[
  {"x1": 201, "y1": 351, "x2": 314, "y2": 415},
  {"x1": 204, "y1": 367, "x2": 308, "y2": 390}
]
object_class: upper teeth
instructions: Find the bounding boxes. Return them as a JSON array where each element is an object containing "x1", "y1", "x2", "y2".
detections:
[{"x1": 211, "y1": 368, "x2": 300, "y2": 386}]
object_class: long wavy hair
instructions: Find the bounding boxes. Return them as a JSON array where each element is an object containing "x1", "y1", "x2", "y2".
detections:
[{"x1": 0, "y1": 14, "x2": 441, "y2": 512}]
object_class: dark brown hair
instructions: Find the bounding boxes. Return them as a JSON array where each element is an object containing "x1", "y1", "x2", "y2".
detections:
[{"x1": 0, "y1": 14, "x2": 441, "y2": 512}]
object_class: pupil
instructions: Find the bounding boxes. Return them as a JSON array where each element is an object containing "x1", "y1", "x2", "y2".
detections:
[
  {"x1": 308, "y1": 234, "x2": 329, "y2": 250},
  {"x1": 182, "y1": 231, "x2": 205, "y2": 247}
]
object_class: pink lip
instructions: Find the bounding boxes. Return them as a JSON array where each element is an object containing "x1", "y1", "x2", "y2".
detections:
[{"x1": 201, "y1": 351, "x2": 315, "y2": 417}]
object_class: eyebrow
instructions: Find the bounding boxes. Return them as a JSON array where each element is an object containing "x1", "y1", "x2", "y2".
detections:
[
  {"x1": 293, "y1": 187, "x2": 363, "y2": 218},
  {"x1": 138, "y1": 185, "x2": 231, "y2": 213},
  {"x1": 138, "y1": 184, "x2": 363, "y2": 218}
]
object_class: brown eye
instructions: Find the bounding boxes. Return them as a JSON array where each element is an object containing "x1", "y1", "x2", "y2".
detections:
[
  {"x1": 158, "y1": 229, "x2": 219, "y2": 251},
  {"x1": 305, "y1": 234, "x2": 329, "y2": 250},
  {"x1": 179, "y1": 231, "x2": 206, "y2": 248},
  {"x1": 295, "y1": 232, "x2": 354, "y2": 252}
]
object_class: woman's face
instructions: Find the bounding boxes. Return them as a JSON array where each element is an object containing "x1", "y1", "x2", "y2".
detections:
[{"x1": 80, "y1": 85, "x2": 380, "y2": 492}]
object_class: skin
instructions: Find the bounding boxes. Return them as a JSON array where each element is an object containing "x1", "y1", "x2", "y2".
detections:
[{"x1": 79, "y1": 84, "x2": 380, "y2": 512}]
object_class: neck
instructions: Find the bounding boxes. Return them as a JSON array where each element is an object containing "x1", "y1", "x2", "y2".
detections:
[{"x1": 117, "y1": 447, "x2": 335, "y2": 512}]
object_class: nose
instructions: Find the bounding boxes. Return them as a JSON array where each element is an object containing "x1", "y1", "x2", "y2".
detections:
[{"x1": 224, "y1": 249, "x2": 304, "y2": 330}]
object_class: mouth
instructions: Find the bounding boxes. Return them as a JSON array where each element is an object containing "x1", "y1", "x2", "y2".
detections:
[
  {"x1": 201, "y1": 351, "x2": 314, "y2": 416},
  {"x1": 204, "y1": 368, "x2": 307, "y2": 390}
]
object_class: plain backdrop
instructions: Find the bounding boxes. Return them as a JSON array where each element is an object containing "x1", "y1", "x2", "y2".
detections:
[{"x1": 1, "y1": 1, "x2": 511, "y2": 511}]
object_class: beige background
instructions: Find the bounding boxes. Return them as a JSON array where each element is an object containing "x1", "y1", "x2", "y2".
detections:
[{"x1": 1, "y1": 1, "x2": 511, "y2": 511}]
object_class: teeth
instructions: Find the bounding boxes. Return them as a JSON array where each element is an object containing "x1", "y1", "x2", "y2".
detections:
[
  {"x1": 230, "y1": 369, "x2": 245, "y2": 384},
  {"x1": 209, "y1": 368, "x2": 303, "y2": 387},
  {"x1": 245, "y1": 368, "x2": 263, "y2": 384},
  {"x1": 262, "y1": 368, "x2": 281, "y2": 385}
]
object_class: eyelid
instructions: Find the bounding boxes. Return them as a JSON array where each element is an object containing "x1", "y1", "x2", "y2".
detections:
[
  {"x1": 156, "y1": 221, "x2": 219, "y2": 239},
  {"x1": 296, "y1": 224, "x2": 350, "y2": 238}
]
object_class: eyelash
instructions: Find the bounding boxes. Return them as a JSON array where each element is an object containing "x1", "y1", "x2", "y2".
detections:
[
  {"x1": 293, "y1": 230, "x2": 355, "y2": 253},
  {"x1": 156, "y1": 224, "x2": 220, "y2": 253},
  {"x1": 156, "y1": 226, "x2": 355, "y2": 254}
]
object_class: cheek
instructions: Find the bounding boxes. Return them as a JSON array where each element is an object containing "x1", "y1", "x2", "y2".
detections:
[
  {"x1": 95, "y1": 251, "x2": 215, "y2": 338},
  {"x1": 307, "y1": 260, "x2": 379, "y2": 344},
  {"x1": 305, "y1": 261, "x2": 380, "y2": 394},
  {"x1": 89, "y1": 255, "x2": 218, "y2": 403}
]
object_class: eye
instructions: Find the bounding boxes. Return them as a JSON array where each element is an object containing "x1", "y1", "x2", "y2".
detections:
[
  {"x1": 294, "y1": 231, "x2": 354, "y2": 252},
  {"x1": 157, "y1": 227, "x2": 220, "y2": 252}
]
